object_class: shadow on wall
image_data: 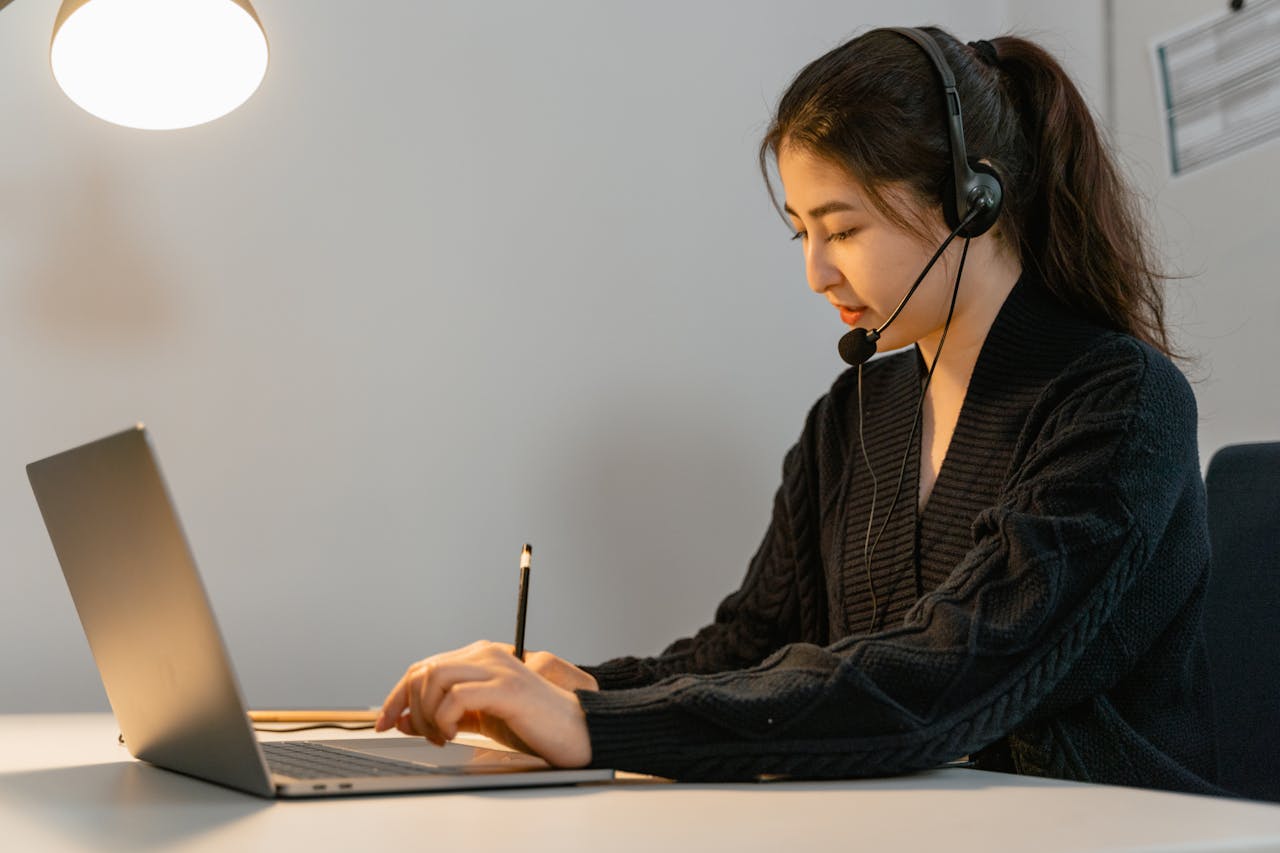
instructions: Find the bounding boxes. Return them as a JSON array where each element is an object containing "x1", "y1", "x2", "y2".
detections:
[{"x1": 13, "y1": 164, "x2": 177, "y2": 351}]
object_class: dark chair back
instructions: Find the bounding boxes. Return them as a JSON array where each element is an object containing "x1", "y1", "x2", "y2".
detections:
[{"x1": 1203, "y1": 442, "x2": 1280, "y2": 801}]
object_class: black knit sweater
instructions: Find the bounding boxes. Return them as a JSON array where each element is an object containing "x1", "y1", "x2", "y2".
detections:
[{"x1": 578, "y1": 275, "x2": 1220, "y2": 794}]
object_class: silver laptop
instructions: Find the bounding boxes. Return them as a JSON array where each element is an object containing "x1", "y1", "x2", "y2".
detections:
[{"x1": 26, "y1": 425, "x2": 614, "y2": 798}]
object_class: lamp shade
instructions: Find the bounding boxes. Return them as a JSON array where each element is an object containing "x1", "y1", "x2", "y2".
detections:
[{"x1": 50, "y1": 0, "x2": 269, "y2": 130}]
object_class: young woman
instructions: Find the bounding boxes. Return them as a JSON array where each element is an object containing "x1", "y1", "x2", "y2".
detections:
[{"x1": 375, "y1": 26, "x2": 1219, "y2": 795}]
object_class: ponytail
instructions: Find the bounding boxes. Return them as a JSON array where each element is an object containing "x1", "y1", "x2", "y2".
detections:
[{"x1": 990, "y1": 37, "x2": 1173, "y2": 357}]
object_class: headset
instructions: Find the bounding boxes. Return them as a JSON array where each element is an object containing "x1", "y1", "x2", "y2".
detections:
[
  {"x1": 838, "y1": 27, "x2": 1005, "y2": 367},
  {"x1": 849, "y1": 27, "x2": 1005, "y2": 631},
  {"x1": 889, "y1": 28, "x2": 1003, "y2": 239}
]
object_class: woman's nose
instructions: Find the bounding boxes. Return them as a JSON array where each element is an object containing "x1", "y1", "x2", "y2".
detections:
[{"x1": 805, "y1": 243, "x2": 841, "y2": 294}]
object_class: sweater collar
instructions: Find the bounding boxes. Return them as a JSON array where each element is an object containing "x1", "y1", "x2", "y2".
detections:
[{"x1": 833, "y1": 272, "x2": 1106, "y2": 637}]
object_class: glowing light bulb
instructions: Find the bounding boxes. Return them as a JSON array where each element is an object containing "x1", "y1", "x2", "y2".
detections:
[{"x1": 51, "y1": 0, "x2": 269, "y2": 130}]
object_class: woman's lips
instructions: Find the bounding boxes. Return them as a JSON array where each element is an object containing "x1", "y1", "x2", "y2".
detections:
[{"x1": 838, "y1": 305, "x2": 866, "y2": 326}]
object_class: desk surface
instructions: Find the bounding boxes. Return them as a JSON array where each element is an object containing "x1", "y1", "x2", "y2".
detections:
[{"x1": 3, "y1": 713, "x2": 1279, "y2": 852}]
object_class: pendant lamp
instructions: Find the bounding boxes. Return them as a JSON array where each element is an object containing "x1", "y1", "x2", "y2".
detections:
[{"x1": 49, "y1": 0, "x2": 269, "y2": 130}]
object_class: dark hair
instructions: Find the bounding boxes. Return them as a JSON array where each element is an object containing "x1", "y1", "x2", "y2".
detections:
[{"x1": 759, "y1": 27, "x2": 1172, "y2": 357}]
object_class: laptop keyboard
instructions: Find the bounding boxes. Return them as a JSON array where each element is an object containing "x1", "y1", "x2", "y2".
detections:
[{"x1": 262, "y1": 741, "x2": 454, "y2": 779}]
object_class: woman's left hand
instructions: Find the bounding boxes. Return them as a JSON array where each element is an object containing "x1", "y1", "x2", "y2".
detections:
[{"x1": 373, "y1": 640, "x2": 592, "y2": 768}]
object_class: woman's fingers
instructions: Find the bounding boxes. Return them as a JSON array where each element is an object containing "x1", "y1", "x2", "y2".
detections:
[
  {"x1": 407, "y1": 661, "x2": 493, "y2": 740},
  {"x1": 377, "y1": 658, "x2": 430, "y2": 731},
  {"x1": 376, "y1": 641, "x2": 507, "y2": 732},
  {"x1": 406, "y1": 667, "x2": 435, "y2": 740},
  {"x1": 434, "y1": 681, "x2": 503, "y2": 740},
  {"x1": 374, "y1": 641, "x2": 592, "y2": 768},
  {"x1": 378, "y1": 642, "x2": 518, "y2": 735},
  {"x1": 380, "y1": 643, "x2": 588, "y2": 733}
]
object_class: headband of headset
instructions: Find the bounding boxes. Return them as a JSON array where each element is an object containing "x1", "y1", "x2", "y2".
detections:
[{"x1": 883, "y1": 27, "x2": 1003, "y2": 238}]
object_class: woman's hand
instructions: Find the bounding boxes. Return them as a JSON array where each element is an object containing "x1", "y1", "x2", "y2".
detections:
[
  {"x1": 522, "y1": 649, "x2": 599, "y2": 693},
  {"x1": 374, "y1": 640, "x2": 592, "y2": 768}
]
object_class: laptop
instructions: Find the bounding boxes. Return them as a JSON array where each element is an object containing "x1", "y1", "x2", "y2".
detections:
[{"x1": 26, "y1": 425, "x2": 614, "y2": 798}]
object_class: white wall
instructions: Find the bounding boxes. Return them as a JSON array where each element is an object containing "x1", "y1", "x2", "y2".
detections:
[
  {"x1": 1107, "y1": 0, "x2": 1280, "y2": 459},
  {"x1": 1008, "y1": 0, "x2": 1280, "y2": 462},
  {"x1": 1001, "y1": 0, "x2": 1107, "y2": 117},
  {"x1": 1, "y1": 0, "x2": 1014, "y2": 712}
]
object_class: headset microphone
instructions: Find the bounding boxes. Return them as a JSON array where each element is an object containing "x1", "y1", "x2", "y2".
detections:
[
  {"x1": 837, "y1": 201, "x2": 986, "y2": 366},
  {"x1": 838, "y1": 327, "x2": 880, "y2": 366}
]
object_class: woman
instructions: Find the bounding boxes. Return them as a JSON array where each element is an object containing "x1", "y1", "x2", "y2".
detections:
[{"x1": 375, "y1": 26, "x2": 1219, "y2": 794}]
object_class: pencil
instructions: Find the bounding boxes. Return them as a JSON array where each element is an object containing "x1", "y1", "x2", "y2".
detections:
[
  {"x1": 514, "y1": 543, "x2": 531, "y2": 661},
  {"x1": 247, "y1": 709, "x2": 379, "y2": 723}
]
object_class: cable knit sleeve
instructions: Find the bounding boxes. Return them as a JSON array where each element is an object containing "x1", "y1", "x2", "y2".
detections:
[{"x1": 577, "y1": 338, "x2": 1205, "y2": 781}]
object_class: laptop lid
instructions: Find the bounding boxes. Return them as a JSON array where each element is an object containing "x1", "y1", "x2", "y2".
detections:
[{"x1": 27, "y1": 426, "x2": 276, "y2": 797}]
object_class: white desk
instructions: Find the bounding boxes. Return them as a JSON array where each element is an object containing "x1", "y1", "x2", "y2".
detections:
[{"x1": 3, "y1": 714, "x2": 1279, "y2": 852}]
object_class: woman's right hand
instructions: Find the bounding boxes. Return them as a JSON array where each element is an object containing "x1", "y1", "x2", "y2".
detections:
[{"x1": 522, "y1": 649, "x2": 600, "y2": 693}]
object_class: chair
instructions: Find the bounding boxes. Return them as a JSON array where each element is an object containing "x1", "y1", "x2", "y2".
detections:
[{"x1": 1203, "y1": 442, "x2": 1280, "y2": 802}]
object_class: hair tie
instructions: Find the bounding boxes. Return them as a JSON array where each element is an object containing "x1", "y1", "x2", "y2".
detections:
[{"x1": 967, "y1": 39, "x2": 999, "y2": 68}]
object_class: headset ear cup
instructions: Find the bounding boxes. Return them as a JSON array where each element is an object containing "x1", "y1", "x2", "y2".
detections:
[{"x1": 958, "y1": 160, "x2": 1003, "y2": 238}]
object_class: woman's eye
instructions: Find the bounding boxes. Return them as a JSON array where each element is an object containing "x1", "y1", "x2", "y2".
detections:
[{"x1": 788, "y1": 227, "x2": 854, "y2": 243}]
